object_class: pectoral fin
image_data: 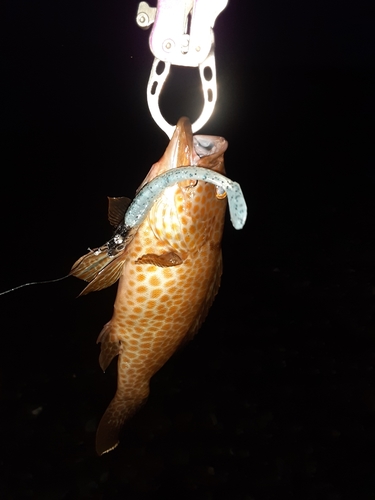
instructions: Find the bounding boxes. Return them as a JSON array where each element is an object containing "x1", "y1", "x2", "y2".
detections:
[{"x1": 135, "y1": 251, "x2": 183, "y2": 267}]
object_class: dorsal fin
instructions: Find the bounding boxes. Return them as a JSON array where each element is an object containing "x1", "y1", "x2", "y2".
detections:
[
  {"x1": 70, "y1": 249, "x2": 127, "y2": 295},
  {"x1": 107, "y1": 197, "x2": 131, "y2": 227},
  {"x1": 69, "y1": 228, "x2": 136, "y2": 295}
]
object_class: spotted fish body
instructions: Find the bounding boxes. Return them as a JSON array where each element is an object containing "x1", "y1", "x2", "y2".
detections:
[{"x1": 71, "y1": 117, "x2": 228, "y2": 454}]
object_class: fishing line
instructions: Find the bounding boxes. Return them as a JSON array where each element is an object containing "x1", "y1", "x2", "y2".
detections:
[{"x1": 0, "y1": 275, "x2": 69, "y2": 296}]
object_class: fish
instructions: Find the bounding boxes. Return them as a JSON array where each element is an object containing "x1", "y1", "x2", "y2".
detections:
[{"x1": 70, "y1": 116, "x2": 229, "y2": 455}]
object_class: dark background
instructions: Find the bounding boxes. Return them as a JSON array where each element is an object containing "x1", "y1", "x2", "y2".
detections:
[{"x1": 1, "y1": 1, "x2": 375, "y2": 499}]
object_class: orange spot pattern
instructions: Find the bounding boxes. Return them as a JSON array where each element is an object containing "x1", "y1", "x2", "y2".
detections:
[{"x1": 95, "y1": 117, "x2": 228, "y2": 455}]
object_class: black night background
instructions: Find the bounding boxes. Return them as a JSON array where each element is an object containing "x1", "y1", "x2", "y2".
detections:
[{"x1": 1, "y1": 1, "x2": 375, "y2": 499}]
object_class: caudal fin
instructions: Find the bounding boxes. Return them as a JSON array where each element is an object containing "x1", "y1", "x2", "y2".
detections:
[{"x1": 96, "y1": 390, "x2": 149, "y2": 455}]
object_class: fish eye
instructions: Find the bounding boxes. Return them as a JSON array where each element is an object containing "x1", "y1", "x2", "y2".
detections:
[{"x1": 215, "y1": 186, "x2": 227, "y2": 199}]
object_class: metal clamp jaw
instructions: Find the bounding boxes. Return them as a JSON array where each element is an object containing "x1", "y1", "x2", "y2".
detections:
[{"x1": 136, "y1": 0, "x2": 228, "y2": 138}]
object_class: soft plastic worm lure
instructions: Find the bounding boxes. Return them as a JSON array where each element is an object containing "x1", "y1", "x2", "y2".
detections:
[{"x1": 125, "y1": 166, "x2": 247, "y2": 230}]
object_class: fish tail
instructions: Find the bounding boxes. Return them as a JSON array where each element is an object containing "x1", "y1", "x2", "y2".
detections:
[{"x1": 96, "y1": 386, "x2": 149, "y2": 455}]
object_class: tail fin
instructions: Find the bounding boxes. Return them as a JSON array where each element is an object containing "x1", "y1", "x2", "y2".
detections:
[{"x1": 96, "y1": 389, "x2": 149, "y2": 455}]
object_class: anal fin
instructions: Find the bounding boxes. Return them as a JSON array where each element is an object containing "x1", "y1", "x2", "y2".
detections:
[{"x1": 97, "y1": 321, "x2": 122, "y2": 372}]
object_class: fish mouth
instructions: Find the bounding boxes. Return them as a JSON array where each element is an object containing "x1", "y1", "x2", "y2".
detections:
[
  {"x1": 155, "y1": 115, "x2": 229, "y2": 171},
  {"x1": 172, "y1": 116, "x2": 195, "y2": 168},
  {"x1": 171, "y1": 117, "x2": 228, "y2": 168},
  {"x1": 138, "y1": 117, "x2": 228, "y2": 189}
]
